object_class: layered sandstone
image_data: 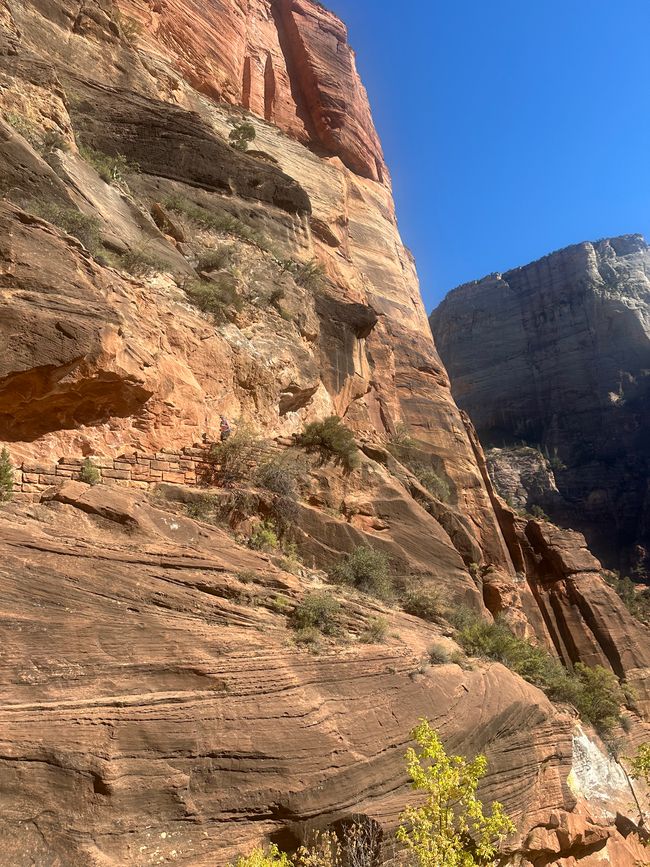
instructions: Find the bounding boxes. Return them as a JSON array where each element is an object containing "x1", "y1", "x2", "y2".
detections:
[
  {"x1": 430, "y1": 236, "x2": 650, "y2": 577},
  {"x1": 1, "y1": 0, "x2": 649, "y2": 864}
]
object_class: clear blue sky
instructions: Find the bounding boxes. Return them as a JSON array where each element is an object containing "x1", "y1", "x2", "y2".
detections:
[{"x1": 325, "y1": 0, "x2": 650, "y2": 310}]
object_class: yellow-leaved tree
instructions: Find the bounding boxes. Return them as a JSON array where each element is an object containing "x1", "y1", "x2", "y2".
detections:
[{"x1": 396, "y1": 719, "x2": 515, "y2": 867}]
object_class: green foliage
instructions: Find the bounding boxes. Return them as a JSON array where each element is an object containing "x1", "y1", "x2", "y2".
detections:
[
  {"x1": 452, "y1": 609, "x2": 625, "y2": 734},
  {"x1": 410, "y1": 464, "x2": 451, "y2": 502},
  {"x1": 207, "y1": 428, "x2": 259, "y2": 486},
  {"x1": 529, "y1": 504, "x2": 549, "y2": 521},
  {"x1": 402, "y1": 586, "x2": 445, "y2": 622},
  {"x1": 291, "y1": 591, "x2": 341, "y2": 635},
  {"x1": 631, "y1": 742, "x2": 650, "y2": 785},
  {"x1": 255, "y1": 451, "x2": 305, "y2": 499},
  {"x1": 603, "y1": 570, "x2": 650, "y2": 625},
  {"x1": 300, "y1": 416, "x2": 360, "y2": 470},
  {"x1": 229, "y1": 120, "x2": 256, "y2": 151},
  {"x1": 79, "y1": 458, "x2": 100, "y2": 486},
  {"x1": 28, "y1": 202, "x2": 102, "y2": 255},
  {"x1": 329, "y1": 545, "x2": 393, "y2": 599},
  {"x1": 387, "y1": 423, "x2": 416, "y2": 461},
  {"x1": 397, "y1": 719, "x2": 515, "y2": 867},
  {"x1": 163, "y1": 195, "x2": 271, "y2": 250},
  {"x1": 79, "y1": 145, "x2": 138, "y2": 185},
  {"x1": 0, "y1": 447, "x2": 14, "y2": 502},
  {"x1": 197, "y1": 246, "x2": 231, "y2": 273},
  {"x1": 4, "y1": 113, "x2": 67, "y2": 154},
  {"x1": 184, "y1": 275, "x2": 242, "y2": 323},
  {"x1": 387, "y1": 426, "x2": 451, "y2": 501},
  {"x1": 360, "y1": 615, "x2": 388, "y2": 643},
  {"x1": 117, "y1": 247, "x2": 167, "y2": 276},
  {"x1": 248, "y1": 519, "x2": 280, "y2": 552},
  {"x1": 185, "y1": 494, "x2": 220, "y2": 522},
  {"x1": 230, "y1": 844, "x2": 291, "y2": 867},
  {"x1": 428, "y1": 643, "x2": 467, "y2": 667},
  {"x1": 279, "y1": 258, "x2": 325, "y2": 290}
]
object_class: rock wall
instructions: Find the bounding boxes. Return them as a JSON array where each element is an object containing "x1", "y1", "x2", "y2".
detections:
[{"x1": 430, "y1": 236, "x2": 650, "y2": 577}]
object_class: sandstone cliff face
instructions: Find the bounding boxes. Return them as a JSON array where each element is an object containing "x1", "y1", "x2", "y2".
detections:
[
  {"x1": 1, "y1": 0, "x2": 649, "y2": 864},
  {"x1": 430, "y1": 236, "x2": 650, "y2": 578}
]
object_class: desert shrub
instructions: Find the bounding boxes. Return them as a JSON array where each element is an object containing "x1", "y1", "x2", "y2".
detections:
[
  {"x1": 255, "y1": 451, "x2": 305, "y2": 499},
  {"x1": 184, "y1": 275, "x2": 242, "y2": 323},
  {"x1": 402, "y1": 586, "x2": 445, "y2": 622},
  {"x1": 329, "y1": 546, "x2": 393, "y2": 599},
  {"x1": 529, "y1": 504, "x2": 549, "y2": 521},
  {"x1": 248, "y1": 519, "x2": 279, "y2": 552},
  {"x1": 279, "y1": 258, "x2": 325, "y2": 290},
  {"x1": 79, "y1": 458, "x2": 100, "y2": 486},
  {"x1": 360, "y1": 615, "x2": 388, "y2": 643},
  {"x1": 117, "y1": 247, "x2": 167, "y2": 276},
  {"x1": 300, "y1": 416, "x2": 360, "y2": 470},
  {"x1": 229, "y1": 120, "x2": 256, "y2": 151},
  {"x1": 197, "y1": 246, "x2": 231, "y2": 272},
  {"x1": 0, "y1": 447, "x2": 14, "y2": 502},
  {"x1": 185, "y1": 494, "x2": 219, "y2": 522},
  {"x1": 163, "y1": 195, "x2": 270, "y2": 250},
  {"x1": 291, "y1": 591, "x2": 341, "y2": 635},
  {"x1": 5, "y1": 112, "x2": 41, "y2": 147},
  {"x1": 452, "y1": 609, "x2": 624, "y2": 733},
  {"x1": 29, "y1": 202, "x2": 102, "y2": 254},
  {"x1": 207, "y1": 428, "x2": 260, "y2": 486},
  {"x1": 293, "y1": 626, "x2": 322, "y2": 648},
  {"x1": 387, "y1": 423, "x2": 417, "y2": 462},
  {"x1": 79, "y1": 145, "x2": 138, "y2": 185},
  {"x1": 603, "y1": 570, "x2": 650, "y2": 625},
  {"x1": 230, "y1": 844, "x2": 291, "y2": 867},
  {"x1": 410, "y1": 464, "x2": 451, "y2": 502}
]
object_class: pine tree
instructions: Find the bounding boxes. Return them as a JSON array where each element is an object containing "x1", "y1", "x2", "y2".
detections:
[{"x1": 0, "y1": 447, "x2": 14, "y2": 502}]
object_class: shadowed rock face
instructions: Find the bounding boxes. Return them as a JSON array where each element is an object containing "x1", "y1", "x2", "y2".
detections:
[{"x1": 430, "y1": 236, "x2": 650, "y2": 577}]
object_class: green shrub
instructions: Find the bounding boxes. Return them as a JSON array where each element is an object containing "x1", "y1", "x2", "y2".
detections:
[
  {"x1": 603, "y1": 570, "x2": 650, "y2": 625},
  {"x1": 300, "y1": 415, "x2": 360, "y2": 470},
  {"x1": 230, "y1": 844, "x2": 291, "y2": 867},
  {"x1": 255, "y1": 452, "x2": 305, "y2": 499},
  {"x1": 5, "y1": 112, "x2": 41, "y2": 148},
  {"x1": 248, "y1": 519, "x2": 279, "y2": 552},
  {"x1": 293, "y1": 625, "x2": 322, "y2": 648},
  {"x1": 361, "y1": 615, "x2": 388, "y2": 643},
  {"x1": 29, "y1": 202, "x2": 102, "y2": 254},
  {"x1": 387, "y1": 423, "x2": 416, "y2": 462},
  {"x1": 279, "y1": 258, "x2": 325, "y2": 290},
  {"x1": 402, "y1": 586, "x2": 445, "y2": 622},
  {"x1": 184, "y1": 275, "x2": 242, "y2": 323},
  {"x1": 207, "y1": 428, "x2": 260, "y2": 486},
  {"x1": 163, "y1": 195, "x2": 270, "y2": 250},
  {"x1": 529, "y1": 504, "x2": 549, "y2": 521},
  {"x1": 410, "y1": 464, "x2": 451, "y2": 502},
  {"x1": 79, "y1": 458, "x2": 100, "y2": 486},
  {"x1": 451, "y1": 609, "x2": 624, "y2": 734},
  {"x1": 329, "y1": 545, "x2": 393, "y2": 599},
  {"x1": 428, "y1": 643, "x2": 469, "y2": 666},
  {"x1": 185, "y1": 494, "x2": 219, "y2": 522},
  {"x1": 79, "y1": 145, "x2": 138, "y2": 185},
  {"x1": 0, "y1": 447, "x2": 14, "y2": 502},
  {"x1": 229, "y1": 120, "x2": 256, "y2": 151},
  {"x1": 117, "y1": 247, "x2": 167, "y2": 276},
  {"x1": 197, "y1": 246, "x2": 231, "y2": 273},
  {"x1": 292, "y1": 591, "x2": 341, "y2": 635}
]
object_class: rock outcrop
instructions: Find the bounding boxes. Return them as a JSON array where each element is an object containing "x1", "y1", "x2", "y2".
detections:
[
  {"x1": 1, "y1": 0, "x2": 649, "y2": 864},
  {"x1": 430, "y1": 236, "x2": 650, "y2": 578}
]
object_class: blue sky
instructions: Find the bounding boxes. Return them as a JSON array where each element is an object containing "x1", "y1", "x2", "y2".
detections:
[{"x1": 325, "y1": 0, "x2": 650, "y2": 310}]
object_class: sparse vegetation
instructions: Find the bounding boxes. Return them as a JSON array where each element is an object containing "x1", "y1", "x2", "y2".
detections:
[
  {"x1": 197, "y1": 246, "x2": 231, "y2": 273},
  {"x1": 185, "y1": 494, "x2": 220, "y2": 522},
  {"x1": 79, "y1": 458, "x2": 101, "y2": 486},
  {"x1": 0, "y1": 447, "x2": 14, "y2": 502},
  {"x1": 231, "y1": 844, "x2": 291, "y2": 867},
  {"x1": 329, "y1": 545, "x2": 393, "y2": 600},
  {"x1": 410, "y1": 463, "x2": 451, "y2": 501},
  {"x1": 387, "y1": 425, "x2": 450, "y2": 501},
  {"x1": 229, "y1": 120, "x2": 256, "y2": 151},
  {"x1": 397, "y1": 719, "x2": 515, "y2": 867},
  {"x1": 207, "y1": 428, "x2": 261, "y2": 486},
  {"x1": 402, "y1": 586, "x2": 445, "y2": 622},
  {"x1": 163, "y1": 195, "x2": 270, "y2": 250},
  {"x1": 428, "y1": 643, "x2": 467, "y2": 667},
  {"x1": 451, "y1": 608, "x2": 625, "y2": 734},
  {"x1": 28, "y1": 202, "x2": 102, "y2": 255},
  {"x1": 291, "y1": 591, "x2": 341, "y2": 636},
  {"x1": 360, "y1": 616, "x2": 388, "y2": 643},
  {"x1": 184, "y1": 275, "x2": 243, "y2": 322},
  {"x1": 300, "y1": 416, "x2": 360, "y2": 470},
  {"x1": 529, "y1": 504, "x2": 549, "y2": 521},
  {"x1": 279, "y1": 257, "x2": 325, "y2": 291},
  {"x1": 117, "y1": 246, "x2": 167, "y2": 276},
  {"x1": 603, "y1": 570, "x2": 650, "y2": 625},
  {"x1": 248, "y1": 519, "x2": 280, "y2": 552},
  {"x1": 4, "y1": 113, "x2": 67, "y2": 154},
  {"x1": 114, "y1": 10, "x2": 142, "y2": 43},
  {"x1": 78, "y1": 145, "x2": 138, "y2": 186},
  {"x1": 255, "y1": 451, "x2": 305, "y2": 499}
]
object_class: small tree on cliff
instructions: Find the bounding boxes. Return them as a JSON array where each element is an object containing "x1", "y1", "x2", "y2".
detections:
[
  {"x1": 630, "y1": 742, "x2": 650, "y2": 832},
  {"x1": 397, "y1": 719, "x2": 515, "y2": 867},
  {"x1": 0, "y1": 447, "x2": 14, "y2": 502},
  {"x1": 229, "y1": 120, "x2": 256, "y2": 151}
]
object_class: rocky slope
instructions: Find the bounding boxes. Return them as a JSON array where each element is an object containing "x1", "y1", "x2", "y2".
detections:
[
  {"x1": 1, "y1": 1, "x2": 649, "y2": 865},
  {"x1": 430, "y1": 236, "x2": 650, "y2": 578}
]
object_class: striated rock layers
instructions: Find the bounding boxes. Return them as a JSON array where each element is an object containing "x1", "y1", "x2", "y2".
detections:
[
  {"x1": 1, "y1": 0, "x2": 649, "y2": 864},
  {"x1": 430, "y1": 236, "x2": 650, "y2": 578}
]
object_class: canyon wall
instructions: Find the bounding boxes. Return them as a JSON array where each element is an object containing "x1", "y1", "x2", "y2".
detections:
[
  {"x1": 430, "y1": 236, "x2": 650, "y2": 578},
  {"x1": 0, "y1": 1, "x2": 649, "y2": 865}
]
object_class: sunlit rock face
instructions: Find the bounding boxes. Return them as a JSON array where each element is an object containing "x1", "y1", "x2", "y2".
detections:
[
  {"x1": 431, "y1": 236, "x2": 650, "y2": 577},
  {"x1": 1, "y1": 0, "x2": 649, "y2": 864}
]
